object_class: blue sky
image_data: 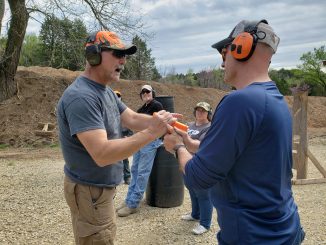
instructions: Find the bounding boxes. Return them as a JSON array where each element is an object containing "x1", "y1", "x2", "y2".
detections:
[
  {"x1": 21, "y1": 0, "x2": 326, "y2": 74},
  {"x1": 130, "y1": 0, "x2": 326, "y2": 74}
]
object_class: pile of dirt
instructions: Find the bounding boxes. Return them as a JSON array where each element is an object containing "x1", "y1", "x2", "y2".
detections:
[{"x1": 0, "y1": 66, "x2": 325, "y2": 147}]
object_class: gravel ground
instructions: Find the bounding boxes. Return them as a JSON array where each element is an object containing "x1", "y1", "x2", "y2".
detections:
[{"x1": 0, "y1": 136, "x2": 325, "y2": 245}]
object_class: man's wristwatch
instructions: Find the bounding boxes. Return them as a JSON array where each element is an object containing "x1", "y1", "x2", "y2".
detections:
[{"x1": 173, "y1": 144, "x2": 186, "y2": 154}]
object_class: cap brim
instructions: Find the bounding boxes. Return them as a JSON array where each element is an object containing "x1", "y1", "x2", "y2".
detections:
[
  {"x1": 195, "y1": 106, "x2": 208, "y2": 111},
  {"x1": 123, "y1": 45, "x2": 137, "y2": 55},
  {"x1": 110, "y1": 45, "x2": 137, "y2": 55},
  {"x1": 211, "y1": 37, "x2": 234, "y2": 54}
]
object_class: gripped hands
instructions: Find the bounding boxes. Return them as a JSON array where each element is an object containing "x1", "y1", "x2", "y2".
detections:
[{"x1": 148, "y1": 110, "x2": 176, "y2": 138}]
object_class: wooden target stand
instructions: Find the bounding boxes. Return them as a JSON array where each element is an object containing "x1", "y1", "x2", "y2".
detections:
[
  {"x1": 34, "y1": 123, "x2": 55, "y2": 137},
  {"x1": 291, "y1": 90, "x2": 326, "y2": 185}
]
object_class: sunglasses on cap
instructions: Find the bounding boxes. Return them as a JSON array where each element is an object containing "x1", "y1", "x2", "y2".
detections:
[
  {"x1": 101, "y1": 47, "x2": 126, "y2": 59},
  {"x1": 141, "y1": 89, "x2": 151, "y2": 95}
]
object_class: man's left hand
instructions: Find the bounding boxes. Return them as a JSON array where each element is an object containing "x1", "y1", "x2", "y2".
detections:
[{"x1": 163, "y1": 129, "x2": 184, "y2": 154}]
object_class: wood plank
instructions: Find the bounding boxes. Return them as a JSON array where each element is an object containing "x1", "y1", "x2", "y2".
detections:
[
  {"x1": 292, "y1": 178, "x2": 326, "y2": 185},
  {"x1": 293, "y1": 142, "x2": 299, "y2": 151},
  {"x1": 292, "y1": 152, "x2": 297, "y2": 170},
  {"x1": 37, "y1": 122, "x2": 55, "y2": 130},
  {"x1": 42, "y1": 123, "x2": 49, "y2": 131},
  {"x1": 307, "y1": 148, "x2": 326, "y2": 177},
  {"x1": 35, "y1": 130, "x2": 54, "y2": 137},
  {"x1": 293, "y1": 135, "x2": 300, "y2": 143},
  {"x1": 293, "y1": 91, "x2": 308, "y2": 179},
  {"x1": 293, "y1": 108, "x2": 301, "y2": 118}
]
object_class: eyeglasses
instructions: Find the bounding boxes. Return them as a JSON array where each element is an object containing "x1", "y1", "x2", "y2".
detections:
[
  {"x1": 101, "y1": 47, "x2": 126, "y2": 59},
  {"x1": 221, "y1": 48, "x2": 227, "y2": 62},
  {"x1": 141, "y1": 89, "x2": 151, "y2": 95},
  {"x1": 221, "y1": 44, "x2": 231, "y2": 62},
  {"x1": 112, "y1": 50, "x2": 126, "y2": 59}
]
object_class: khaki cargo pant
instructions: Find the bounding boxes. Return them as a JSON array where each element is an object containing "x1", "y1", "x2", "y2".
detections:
[{"x1": 64, "y1": 176, "x2": 117, "y2": 245}]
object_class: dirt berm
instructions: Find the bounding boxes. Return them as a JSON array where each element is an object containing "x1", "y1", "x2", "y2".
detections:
[{"x1": 0, "y1": 66, "x2": 325, "y2": 147}]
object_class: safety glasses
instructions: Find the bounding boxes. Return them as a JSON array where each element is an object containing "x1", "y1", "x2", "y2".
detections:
[
  {"x1": 141, "y1": 89, "x2": 151, "y2": 95},
  {"x1": 101, "y1": 47, "x2": 126, "y2": 59},
  {"x1": 221, "y1": 44, "x2": 231, "y2": 62}
]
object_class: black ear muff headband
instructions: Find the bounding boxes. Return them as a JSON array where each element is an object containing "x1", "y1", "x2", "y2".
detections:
[{"x1": 85, "y1": 32, "x2": 102, "y2": 66}]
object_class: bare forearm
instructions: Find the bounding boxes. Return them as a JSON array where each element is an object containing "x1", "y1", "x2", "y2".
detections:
[
  {"x1": 121, "y1": 109, "x2": 152, "y2": 132},
  {"x1": 96, "y1": 129, "x2": 156, "y2": 166},
  {"x1": 129, "y1": 113, "x2": 152, "y2": 131},
  {"x1": 184, "y1": 138, "x2": 200, "y2": 153},
  {"x1": 79, "y1": 110, "x2": 173, "y2": 166}
]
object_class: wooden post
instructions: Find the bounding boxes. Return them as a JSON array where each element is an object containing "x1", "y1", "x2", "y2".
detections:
[
  {"x1": 292, "y1": 90, "x2": 308, "y2": 179},
  {"x1": 307, "y1": 149, "x2": 326, "y2": 178}
]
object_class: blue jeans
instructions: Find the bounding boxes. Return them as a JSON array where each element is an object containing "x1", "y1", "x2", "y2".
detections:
[
  {"x1": 123, "y1": 158, "x2": 131, "y2": 181},
  {"x1": 188, "y1": 187, "x2": 213, "y2": 229},
  {"x1": 125, "y1": 139, "x2": 162, "y2": 208}
]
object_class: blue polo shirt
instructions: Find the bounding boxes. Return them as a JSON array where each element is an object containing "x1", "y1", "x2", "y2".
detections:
[{"x1": 184, "y1": 82, "x2": 302, "y2": 244}]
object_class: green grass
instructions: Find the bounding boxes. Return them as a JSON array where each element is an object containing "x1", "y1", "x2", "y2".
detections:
[
  {"x1": 49, "y1": 143, "x2": 60, "y2": 148},
  {"x1": 0, "y1": 143, "x2": 9, "y2": 149},
  {"x1": 7, "y1": 161, "x2": 15, "y2": 166}
]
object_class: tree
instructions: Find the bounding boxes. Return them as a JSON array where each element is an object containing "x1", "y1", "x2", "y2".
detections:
[
  {"x1": 196, "y1": 69, "x2": 230, "y2": 90},
  {"x1": 298, "y1": 45, "x2": 326, "y2": 96},
  {"x1": 39, "y1": 16, "x2": 87, "y2": 70},
  {"x1": 269, "y1": 69, "x2": 292, "y2": 95},
  {"x1": 0, "y1": 0, "x2": 28, "y2": 102},
  {"x1": 184, "y1": 69, "x2": 197, "y2": 86},
  {"x1": 0, "y1": 0, "x2": 4, "y2": 34},
  {"x1": 0, "y1": 0, "x2": 145, "y2": 102},
  {"x1": 19, "y1": 34, "x2": 44, "y2": 66},
  {"x1": 121, "y1": 35, "x2": 160, "y2": 81}
]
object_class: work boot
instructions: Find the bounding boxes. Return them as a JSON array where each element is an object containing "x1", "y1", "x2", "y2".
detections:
[
  {"x1": 117, "y1": 206, "x2": 138, "y2": 217},
  {"x1": 115, "y1": 202, "x2": 127, "y2": 212}
]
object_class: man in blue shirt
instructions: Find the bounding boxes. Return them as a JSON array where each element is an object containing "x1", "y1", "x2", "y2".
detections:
[{"x1": 164, "y1": 20, "x2": 305, "y2": 244}]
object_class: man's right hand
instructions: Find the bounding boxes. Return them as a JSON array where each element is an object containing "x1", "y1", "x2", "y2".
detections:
[{"x1": 148, "y1": 110, "x2": 176, "y2": 138}]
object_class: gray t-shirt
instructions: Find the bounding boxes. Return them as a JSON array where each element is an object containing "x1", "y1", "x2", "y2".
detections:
[
  {"x1": 187, "y1": 121, "x2": 211, "y2": 141},
  {"x1": 57, "y1": 75, "x2": 127, "y2": 187}
]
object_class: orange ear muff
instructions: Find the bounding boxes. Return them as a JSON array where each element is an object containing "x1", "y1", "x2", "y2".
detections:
[{"x1": 230, "y1": 32, "x2": 256, "y2": 61}]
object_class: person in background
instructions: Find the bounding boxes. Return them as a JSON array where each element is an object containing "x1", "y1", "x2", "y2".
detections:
[
  {"x1": 117, "y1": 85, "x2": 163, "y2": 217},
  {"x1": 57, "y1": 30, "x2": 175, "y2": 245},
  {"x1": 181, "y1": 102, "x2": 213, "y2": 235},
  {"x1": 164, "y1": 20, "x2": 305, "y2": 244},
  {"x1": 114, "y1": 90, "x2": 132, "y2": 185}
]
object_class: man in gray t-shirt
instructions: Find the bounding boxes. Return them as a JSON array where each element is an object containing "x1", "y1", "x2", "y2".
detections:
[{"x1": 57, "y1": 31, "x2": 175, "y2": 245}]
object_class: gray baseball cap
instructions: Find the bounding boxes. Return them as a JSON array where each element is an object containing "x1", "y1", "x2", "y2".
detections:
[{"x1": 212, "y1": 19, "x2": 280, "y2": 54}]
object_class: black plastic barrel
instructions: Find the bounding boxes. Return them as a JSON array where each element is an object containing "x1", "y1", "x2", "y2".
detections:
[
  {"x1": 146, "y1": 145, "x2": 184, "y2": 207},
  {"x1": 155, "y1": 96, "x2": 174, "y2": 113}
]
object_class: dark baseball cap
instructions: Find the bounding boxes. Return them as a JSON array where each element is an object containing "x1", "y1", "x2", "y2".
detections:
[{"x1": 212, "y1": 19, "x2": 280, "y2": 54}]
